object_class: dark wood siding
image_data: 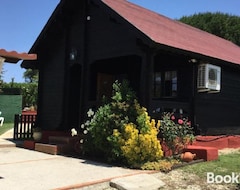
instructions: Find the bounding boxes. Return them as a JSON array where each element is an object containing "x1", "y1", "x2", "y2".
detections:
[
  {"x1": 87, "y1": 3, "x2": 144, "y2": 62},
  {"x1": 195, "y1": 65, "x2": 240, "y2": 134},
  {"x1": 38, "y1": 38, "x2": 66, "y2": 130},
  {"x1": 33, "y1": 0, "x2": 240, "y2": 135}
]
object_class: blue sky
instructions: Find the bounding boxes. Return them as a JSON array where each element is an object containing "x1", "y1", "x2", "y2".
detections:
[{"x1": 1, "y1": 0, "x2": 240, "y2": 83}]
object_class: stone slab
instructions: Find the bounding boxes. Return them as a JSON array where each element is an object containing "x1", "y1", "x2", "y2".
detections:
[{"x1": 110, "y1": 174, "x2": 165, "y2": 190}]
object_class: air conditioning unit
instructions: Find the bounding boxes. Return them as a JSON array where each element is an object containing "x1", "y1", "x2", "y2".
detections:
[{"x1": 197, "y1": 63, "x2": 221, "y2": 92}]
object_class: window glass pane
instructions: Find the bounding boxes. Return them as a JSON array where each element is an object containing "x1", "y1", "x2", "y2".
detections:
[
  {"x1": 172, "y1": 71, "x2": 177, "y2": 96},
  {"x1": 164, "y1": 71, "x2": 177, "y2": 97},
  {"x1": 165, "y1": 71, "x2": 171, "y2": 80},
  {"x1": 152, "y1": 71, "x2": 177, "y2": 98},
  {"x1": 153, "y1": 72, "x2": 161, "y2": 97}
]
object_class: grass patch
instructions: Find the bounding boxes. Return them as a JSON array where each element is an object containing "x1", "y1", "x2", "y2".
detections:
[
  {"x1": 182, "y1": 152, "x2": 240, "y2": 178},
  {"x1": 0, "y1": 123, "x2": 14, "y2": 136}
]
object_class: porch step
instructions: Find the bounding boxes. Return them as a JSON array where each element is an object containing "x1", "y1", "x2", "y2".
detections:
[
  {"x1": 183, "y1": 145, "x2": 218, "y2": 161},
  {"x1": 33, "y1": 136, "x2": 80, "y2": 155},
  {"x1": 49, "y1": 136, "x2": 78, "y2": 145},
  {"x1": 35, "y1": 143, "x2": 73, "y2": 155},
  {"x1": 35, "y1": 143, "x2": 58, "y2": 155}
]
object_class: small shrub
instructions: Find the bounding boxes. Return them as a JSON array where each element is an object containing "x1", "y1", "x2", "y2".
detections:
[{"x1": 141, "y1": 159, "x2": 180, "y2": 172}]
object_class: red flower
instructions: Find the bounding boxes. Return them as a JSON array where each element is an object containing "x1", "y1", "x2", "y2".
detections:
[
  {"x1": 171, "y1": 115, "x2": 175, "y2": 120},
  {"x1": 178, "y1": 119, "x2": 183, "y2": 125}
]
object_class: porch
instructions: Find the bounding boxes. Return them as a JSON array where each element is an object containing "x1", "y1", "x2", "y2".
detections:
[{"x1": 12, "y1": 112, "x2": 240, "y2": 159}]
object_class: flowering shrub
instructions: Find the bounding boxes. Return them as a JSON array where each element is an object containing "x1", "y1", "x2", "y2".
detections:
[
  {"x1": 111, "y1": 112, "x2": 163, "y2": 167},
  {"x1": 78, "y1": 80, "x2": 163, "y2": 166},
  {"x1": 160, "y1": 112, "x2": 194, "y2": 155}
]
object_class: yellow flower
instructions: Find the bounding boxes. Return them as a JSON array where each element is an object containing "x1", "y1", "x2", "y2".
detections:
[{"x1": 113, "y1": 129, "x2": 120, "y2": 136}]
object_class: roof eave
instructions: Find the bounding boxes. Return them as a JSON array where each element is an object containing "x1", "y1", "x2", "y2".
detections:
[{"x1": 0, "y1": 49, "x2": 37, "y2": 63}]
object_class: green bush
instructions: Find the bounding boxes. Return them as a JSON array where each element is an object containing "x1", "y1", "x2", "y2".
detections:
[
  {"x1": 1, "y1": 82, "x2": 38, "y2": 107},
  {"x1": 80, "y1": 80, "x2": 163, "y2": 166}
]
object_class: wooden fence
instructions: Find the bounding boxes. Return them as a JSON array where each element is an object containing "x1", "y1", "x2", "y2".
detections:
[{"x1": 13, "y1": 114, "x2": 36, "y2": 140}]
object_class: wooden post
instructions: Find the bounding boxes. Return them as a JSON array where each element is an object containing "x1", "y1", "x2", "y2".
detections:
[
  {"x1": 13, "y1": 114, "x2": 20, "y2": 140},
  {"x1": 142, "y1": 50, "x2": 154, "y2": 110}
]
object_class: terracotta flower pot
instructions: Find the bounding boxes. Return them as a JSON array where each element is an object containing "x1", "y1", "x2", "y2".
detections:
[{"x1": 181, "y1": 152, "x2": 196, "y2": 162}]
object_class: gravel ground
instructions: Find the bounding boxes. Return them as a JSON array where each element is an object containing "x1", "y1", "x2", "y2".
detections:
[
  {"x1": 79, "y1": 148, "x2": 240, "y2": 190},
  {"x1": 152, "y1": 170, "x2": 237, "y2": 190},
  {"x1": 218, "y1": 148, "x2": 240, "y2": 155},
  {"x1": 150, "y1": 148, "x2": 240, "y2": 190},
  {"x1": 79, "y1": 169, "x2": 238, "y2": 190}
]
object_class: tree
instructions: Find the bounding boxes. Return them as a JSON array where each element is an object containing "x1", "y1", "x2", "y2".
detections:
[
  {"x1": 0, "y1": 64, "x2": 5, "y2": 82},
  {"x1": 179, "y1": 12, "x2": 240, "y2": 46},
  {"x1": 23, "y1": 69, "x2": 38, "y2": 83}
]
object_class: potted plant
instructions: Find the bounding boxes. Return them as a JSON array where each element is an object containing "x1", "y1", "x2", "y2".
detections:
[
  {"x1": 32, "y1": 127, "x2": 42, "y2": 141},
  {"x1": 159, "y1": 112, "x2": 194, "y2": 157}
]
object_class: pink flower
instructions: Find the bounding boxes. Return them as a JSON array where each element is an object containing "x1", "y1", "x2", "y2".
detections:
[
  {"x1": 187, "y1": 121, "x2": 191, "y2": 126},
  {"x1": 171, "y1": 115, "x2": 175, "y2": 120},
  {"x1": 178, "y1": 119, "x2": 183, "y2": 125}
]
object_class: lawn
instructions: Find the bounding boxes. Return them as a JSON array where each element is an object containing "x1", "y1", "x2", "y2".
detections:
[
  {"x1": 0, "y1": 123, "x2": 14, "y2": 136},
  {"x1": 182, "y1": 151, "x2": 240, "y2": 177},
  {"x1": 156, "y1": 150, "x2": 240, "y2": 189},
  {"x1": 179, "y1": 151, "x2": 240, "y2": 189}
]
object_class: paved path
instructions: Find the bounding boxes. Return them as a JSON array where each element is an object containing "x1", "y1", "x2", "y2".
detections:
[
  {"x1": 0, "y1": 128, "x2": 14, "y2": 139},
  {"x1": 0, "y1": 128, "x2": 21, "y2": 148},
  {"x1": 0, "y1": 129, "x2": 157, "y2": 190},
  {"x1": 0, "y1": 147, "x2": 151, "y2": 190}
]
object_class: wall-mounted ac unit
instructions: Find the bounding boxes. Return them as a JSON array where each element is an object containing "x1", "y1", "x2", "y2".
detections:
[{"x1": 197, "y1": 63, "x2": 221, "y2": 92}]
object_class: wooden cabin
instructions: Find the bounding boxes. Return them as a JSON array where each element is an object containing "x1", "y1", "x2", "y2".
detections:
[{"x1": 22, "y1": 0, "x2": 240, "y2": 135}]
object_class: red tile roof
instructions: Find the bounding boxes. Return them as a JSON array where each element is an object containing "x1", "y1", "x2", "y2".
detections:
[
  {"x1": 0, "y1": 48, "x2": 37, "y2": 63},
  {"x1": 102, "y1": 0, "x2": 240, "y2": 65}
]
